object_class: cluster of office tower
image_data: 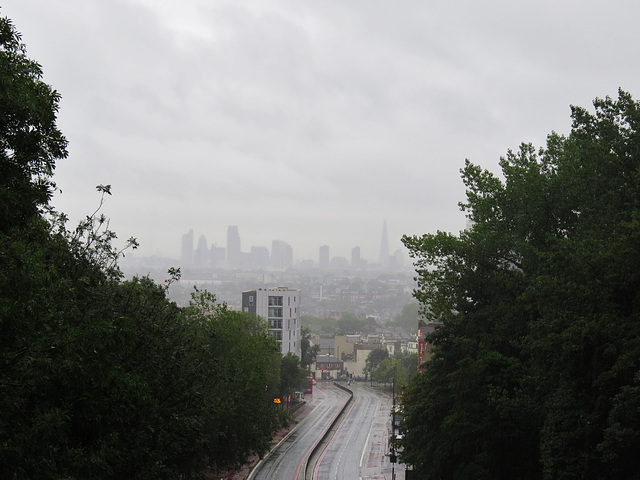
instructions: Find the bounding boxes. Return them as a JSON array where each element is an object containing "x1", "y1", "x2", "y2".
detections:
[{"x1": 180, "y1": 221, "x2": 401, "y2": 271}]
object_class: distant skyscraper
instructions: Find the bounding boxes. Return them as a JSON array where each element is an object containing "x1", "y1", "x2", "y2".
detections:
[
  {"x1": 227, "y1": 225, "x2": 241, "y2": 268},
  {"x1": 210, "y1": 245, "x2": 226, "y2": 268},
  {"x1": 330, "y1": 256, "x2": 349, "y2": 270},
  {"x1": 271, "y1": 240, "x2": 293, "y2": 270},
  {"x1": 194, "y1": 234, "x2": 209, "y2": 267},
  {"x1": 250, "y1": 246, "x2": 270, "y2": 269},
  {"x1": 319, "y1": 245, "x2": 329, "y2": 269},
  {"x1": 351, "y1": 246, "x2": 361, "y2": 269},
  {"x1": 181, "y1": 229, "x2": 194, "y2": 267},
  {"x1": 379, "y1": 220, "x2": 390, "y2": 268}
]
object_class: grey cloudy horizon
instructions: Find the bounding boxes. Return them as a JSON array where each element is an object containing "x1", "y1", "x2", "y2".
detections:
[{"x1": 3, "y1": 0, "x2": 639, "y2": 263}]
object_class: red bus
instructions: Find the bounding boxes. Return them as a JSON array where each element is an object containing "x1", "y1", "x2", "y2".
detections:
[{"x1": 304, "y1": 376, "x2": 314, "y2": 394}]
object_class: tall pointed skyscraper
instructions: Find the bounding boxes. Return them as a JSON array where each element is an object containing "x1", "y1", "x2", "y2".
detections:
[
  {"x1": 379, "y1": 220, "x2": 390, "y2": 268},
  {"x1": 227, "y1": 225, "x2": 241, "y2": 268}
]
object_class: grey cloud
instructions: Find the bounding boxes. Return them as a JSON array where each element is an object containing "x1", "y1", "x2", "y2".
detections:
[{"x1": 3, "y1": 0, "x2": 639, "y2": 262}]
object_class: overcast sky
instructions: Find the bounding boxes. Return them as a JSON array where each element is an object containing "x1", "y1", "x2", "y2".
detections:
[{"x1": 3, "y1": 0, "x2": 640, "y2": 263}]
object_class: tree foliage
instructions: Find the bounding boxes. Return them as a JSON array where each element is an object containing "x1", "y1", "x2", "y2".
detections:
[
  {"x1": 336, "y1": 313, "x2": 377, "y2": 334},
  {"x1": 300, "y1": 326, "x2": 320, "y2": 369},
  {"x1": 368, "y1": 351, "x2": 416, "y2": 386},
  {"x1": 0, "y1": 15, "x2": 288, "y2": 479},
  {"x1": 280, "y1": 352, "x2": 307, "y2": 400},
  {"x1": 391, "y1": 302, "x2": 421, "y2": 332},
  {"x1": 400, "y1": 90, "x2": 640, "y2": 479},
  {"x1": 372, "y1": 358, "x2": 410, "y2": 386},
  {"x1": 364, "y1": 348, "x2": 389, "y2": 378},
  {"x1": 0, "y1": 16, "x2": 67, "y2": 230}
]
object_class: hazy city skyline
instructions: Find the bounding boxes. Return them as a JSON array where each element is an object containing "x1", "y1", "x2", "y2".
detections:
[
  {"x1": 178, "y1": 220, "x2": 403, "y2": 267},
  {"x1": 3, "y1": 1, "x2": 639, "y2": 263}
]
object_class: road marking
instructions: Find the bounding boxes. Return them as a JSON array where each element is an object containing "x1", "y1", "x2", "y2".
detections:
[{"x1": 359, "y1": 424, "x2": 373, "y2": 467}]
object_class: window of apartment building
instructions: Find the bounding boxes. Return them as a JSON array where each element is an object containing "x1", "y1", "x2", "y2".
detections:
[
  {"x1": 270, "y1": 319, "x2": 282, "y2": 329},
  {"x1": 268, "y1": 296, "x2": 283, "y2": 306},
  {"x1": 268, "y1": 307, "x2": 283, "y2": 318},
  {"x1": 249, "y1": 295, "x2": 254, "y2": 306}
]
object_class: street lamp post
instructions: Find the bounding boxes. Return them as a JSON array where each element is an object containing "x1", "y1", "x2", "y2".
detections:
[{"x1": 390, "y1": 370, "x2": 397, "y2": 480}]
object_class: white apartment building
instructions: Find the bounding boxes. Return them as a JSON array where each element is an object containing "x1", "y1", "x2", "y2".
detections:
[{"x1": 242, "y1": 287, "x2": 301, "y2": 358}]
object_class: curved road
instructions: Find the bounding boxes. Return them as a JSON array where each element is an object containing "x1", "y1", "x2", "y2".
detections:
[
  {"x1": 250, "y1": 383, "x2": 350, "y2": 480},
  {"x1": 312, "y1": 383, "x2": 400, "y2": 480}
]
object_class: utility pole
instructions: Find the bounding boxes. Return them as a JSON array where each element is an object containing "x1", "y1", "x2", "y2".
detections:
[{"x1": 390, "y1": 368, "x2": 397, "y2": 480}]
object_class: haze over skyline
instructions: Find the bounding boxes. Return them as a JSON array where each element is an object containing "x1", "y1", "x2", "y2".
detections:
[
  {"x1": 178, "y1": 219, "x2": 401, "y2": 267},
  {"x1": 178, "y1": 220, "x2": 401, "y2": 265},
  {"x1": 3, "y1": 1, "x2": 639, "y2": 262}
]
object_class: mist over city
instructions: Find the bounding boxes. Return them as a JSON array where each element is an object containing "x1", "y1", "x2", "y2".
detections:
[
  {"x1": 7, "y1": 0, "x2": 636, "y2": 264},
  {"x1": 119, "y1": 219, "x2": 417, "y2": 320},
  {"x1": 4, "y1": 1, "x2": 640, "y2": 479}
]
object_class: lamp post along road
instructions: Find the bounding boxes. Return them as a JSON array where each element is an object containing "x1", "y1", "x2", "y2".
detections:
[{"x1": 390, "y1": 369, "x2": 397, "y2": 480}]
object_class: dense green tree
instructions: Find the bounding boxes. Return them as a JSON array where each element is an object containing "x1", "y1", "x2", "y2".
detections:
[
  {"x1": 179, "y1": 288, "x2": 285, "y2": 474},
  {"x1": 1, "y1": 204, "x2": 288, "y2": 479},
  {"x1": 0, "y1": 196, "x2": 147, "y2": 477},
  {"x1": 400, "y1": 90, "x2": 640, "y2": 479},
  {"x1": 0, "y1": 16, "x2": 67, "y2": 230},
  {"x1": 372, "y1": 358, "x2": 409, "y2": 386},
  {"x1": 279, "y1": 352, "x2": 307, "y2": 402},
  {"x1": 336, "y1": 313, "x2": 377, "y2": 334},
  {"x1": 391, "y1": 302, "x2": 421, "y2": 332},
  {"x1": 300, "y1": 326, "x2": 320, "y2": 369},
  {"x1": 395, "y1": 351, "x2": 418, "y2": 380},
  {"x1": 364, "y1": 348, "x2": 389, "y2": 379},
  {"x1": 302, "y1": 314, "x2": 337, "y2": 335},
  {"x1": 370, "y1": 352, "x2": 417, "y2": 386}
]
